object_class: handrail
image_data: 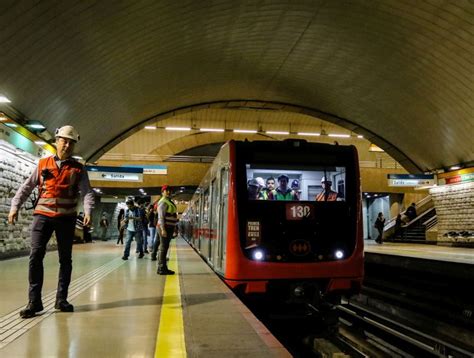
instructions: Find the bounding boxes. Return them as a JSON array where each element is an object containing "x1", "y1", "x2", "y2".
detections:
[
  {"x1": 402, "y1": 207, "x2": 435, "y2": 228},
  {"x1": 423, "y1": 215, "x2": 438, "y2": 230}
]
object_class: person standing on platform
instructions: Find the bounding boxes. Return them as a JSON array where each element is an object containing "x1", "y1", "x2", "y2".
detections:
[
  {"x1": 122, "y1": 199, "x2": 144, "y2": 260},
  {"x1": 8, "y1": 125, "x2": 94, "y2": 319},
  {"x1": 374, "y1": 212, "x2": 385, "y2": 244},
  {"x1": 99, "y1": 213, "x2": 109, "y2": 241},
  {"x1": 156, "y1": 185, "x2": 178, "y2": 275},
  {"x1": 116, "y1": 208, "x2": 125, "y2": 245},
  {"x1": 147, "y1": 204, "x2": 157, "y2": 252}
]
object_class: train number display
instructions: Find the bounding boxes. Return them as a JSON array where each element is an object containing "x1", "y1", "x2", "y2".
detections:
[{"x1": 286, "y1": 203, "x2": 314, "y2": 220}]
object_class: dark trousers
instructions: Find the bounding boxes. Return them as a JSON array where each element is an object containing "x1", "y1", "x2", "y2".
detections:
[
  {"x1": 29, "y1": 214, "x2": 76, "y2": 303},
  {"x1": 376, "y1": 227, "x2": 383, "y2": 243},
  {"x1": 158, "y1": 226, "x2": 175, "y2": 271},
  {"x1": 117, "y1": 227, "x2": 125, "y2": 244}
]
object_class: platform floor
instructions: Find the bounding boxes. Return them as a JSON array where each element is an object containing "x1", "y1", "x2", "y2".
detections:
[
  {"x1": 0, "y1": 239, "x2": 290, "y2": 357},
  {"x1": 364, "y1": 239, "x2": 474, "y2": 264}
]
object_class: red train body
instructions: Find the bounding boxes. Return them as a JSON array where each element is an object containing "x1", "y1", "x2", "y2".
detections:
[{"x1": 182, "y1": 139, "x2": 363, "y2": 306}]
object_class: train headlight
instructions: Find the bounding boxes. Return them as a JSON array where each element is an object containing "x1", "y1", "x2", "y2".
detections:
[
  {"x1": 335, "y1": 250, "x2": 344, "y2": 259},
  {"x1": 253, "y1": 250, "x2": 264, "y2": 261}
]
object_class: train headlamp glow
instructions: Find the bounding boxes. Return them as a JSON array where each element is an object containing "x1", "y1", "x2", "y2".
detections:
[
  {"x1": 253, "y1": 250, "x2": 264, "y2": 261},
  {"x1": 335, "y1": 250, "x2": 344, "y2": 259}
]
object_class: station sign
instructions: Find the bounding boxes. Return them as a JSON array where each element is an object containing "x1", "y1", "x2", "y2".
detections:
[
  {"x1": 124, "y1": 164, "x2": 167, "y2": 175},
  {"x1": 387, "y1": 174, "x2": 435, "y2": 187},
  {"x1": 437, "y1": 167, "x2": 474, "y2": 185},
  {"x1": 86, "y1": 165, "x2": 143, "y2": 182}
]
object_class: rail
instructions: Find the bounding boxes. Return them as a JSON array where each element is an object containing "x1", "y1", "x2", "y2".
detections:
[{"x1": 337, "y1": 302, "x2": 473, "y2": 357}]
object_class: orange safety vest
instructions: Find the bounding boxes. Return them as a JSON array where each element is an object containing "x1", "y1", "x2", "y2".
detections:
[
  {"x1": 34, "y1": 156, "x2": 83, "y2": 217},
  {"x1": 315, "y1": 190, "x2": 338, "y2": 202}
]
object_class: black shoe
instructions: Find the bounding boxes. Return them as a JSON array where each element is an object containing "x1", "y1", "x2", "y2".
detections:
[
  {"x1": 151, "y1": 256, "x2": 157, "y2": 261},
  {"x1": 19, "y1": 301, "x2": 43, "y2": 319},
  {"x1": 55, "y1": 300, "x2": 74, "y2": 312},
  {"x1": 122, "y1": 256, "x2": 128, "y2": 260},
  {"x1": 144, "y1": 250, "x2": 149, "y2": 254},
  {"x1": 157, "y1": 268, "x2": 175, "y2": 275},
  {"x1": 138, "y1": 253, "x2": 144, "y2": 259}
]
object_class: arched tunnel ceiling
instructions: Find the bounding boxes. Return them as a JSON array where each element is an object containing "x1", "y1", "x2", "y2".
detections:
[{"x1": 0, "y1": 1, "x2": 472, "y2": 173}]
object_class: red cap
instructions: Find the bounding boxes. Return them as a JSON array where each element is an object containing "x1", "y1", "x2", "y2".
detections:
[{"x1": 161, "y1": 185, "x2": 170, "y2": 192}]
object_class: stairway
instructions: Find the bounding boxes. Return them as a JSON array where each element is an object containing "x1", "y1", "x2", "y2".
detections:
[{"x1": 392, "y1": 208, "x2": 437, "y2": 243}]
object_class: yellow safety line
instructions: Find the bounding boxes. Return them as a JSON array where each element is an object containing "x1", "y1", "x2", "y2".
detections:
[{"x1": 155, "y1": 240, "x2": 187, "y2": 357}]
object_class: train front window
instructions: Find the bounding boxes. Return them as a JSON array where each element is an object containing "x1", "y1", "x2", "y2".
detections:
[{"x1": 246, "y1": 164, "x2": 346, "y2": 202}]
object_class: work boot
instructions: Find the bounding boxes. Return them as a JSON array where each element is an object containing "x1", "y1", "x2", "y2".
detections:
[
  {"x1": 54, "y1": 300, "x2": 74, "y2": 312},
  {"x1": 151, "y1": 256, "x2": 157, "y2": 261},
  {"x1": 157, "y1": 268, "x2": 175, "y2": 275},
  {"x1": 19, "y1": 301, "x2": 44, "y2": 319}
]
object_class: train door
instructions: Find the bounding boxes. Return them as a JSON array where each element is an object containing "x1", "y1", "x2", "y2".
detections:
[
  {"x1": 200, "y1": 188, "x2": 210, "y2": 259},
  {"x1": 209, "y1": 178, "x2": 219, "y2": 267},
  {"x1": 216, "y1": 167, "x2": 229, "y2": 273},
  {"x1": 195, "y1": 195, "x2": 202, "y2": 251}
]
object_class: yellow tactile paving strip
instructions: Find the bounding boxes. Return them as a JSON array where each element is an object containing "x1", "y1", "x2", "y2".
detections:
[{"x1": 155, "y1": 240, "x2": 187, "y2": 357}]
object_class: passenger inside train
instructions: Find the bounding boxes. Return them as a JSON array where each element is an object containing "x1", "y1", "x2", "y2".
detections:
[{"x1": 246, "y1": 165, "x2": 346, "y2": 202}]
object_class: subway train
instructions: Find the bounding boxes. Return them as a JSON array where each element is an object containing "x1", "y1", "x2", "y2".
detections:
[{"x1": 181, "y1": 139, "x2": 364, "y2": 309}]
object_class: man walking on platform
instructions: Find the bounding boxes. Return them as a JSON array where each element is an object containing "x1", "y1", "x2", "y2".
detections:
[
  {"x1": 8, "y1": 125, "x2": 94, "y2": 318},
  {"x1": 156, "y1": 185, "x2": 178, "y2": 275}
]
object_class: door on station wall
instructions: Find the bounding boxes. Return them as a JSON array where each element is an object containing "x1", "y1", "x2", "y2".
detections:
[
  {"x1": 216, "y1": 167, "x2": 229, "y2": 273},
  {"x1": 366, "y1": 195, "x2": 390, "y2": 240}
]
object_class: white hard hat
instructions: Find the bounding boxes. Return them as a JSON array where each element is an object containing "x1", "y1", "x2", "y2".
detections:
[
  {"x1": 255, "y1": 177, "x2": 265, "y2": 188},
  {"x1": 321, "y1": 176, "x2": 332, "y2": 183},
  {"x1": 55, "y1": 125, "x2": 80, "y2": 142}
]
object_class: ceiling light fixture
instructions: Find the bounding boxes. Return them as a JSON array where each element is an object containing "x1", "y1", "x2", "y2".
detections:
[
  {"x1": 34, "y1": 141, "x2": 46, "y2": 145},
  {"x1": 297, "y1": 132, "x2": 320, "y2": 137},
  {"x1": 328, "y1": 134, "x2": 350, "y2": 138},
  {"x1": 5, "y1": 123, "x2": 17, "y2": 127},
  {"x1": 0, "y1": 95, "x2": 11, "y2": 103},
  {"x1": 200, "y1": 128, "x2": 225, "y2": 132},
  {"x1": 144, "y1": 126, "x2": 156, "y2": 130},
  {"x1": 165, "y1": 127, "x2": 191, "y2": 131},
  {"x1": 357, "y1": 135, "x2": 364, "y2": 138},
  {"x1": 266, "y1": 131, "x2": 289, "y2": 135},
  {"x1": 234, "y1": 129, "x2": 257, "y2": 133},
  {"x1": 450, "y1": 165, "x2": 461, "y2": 170}
]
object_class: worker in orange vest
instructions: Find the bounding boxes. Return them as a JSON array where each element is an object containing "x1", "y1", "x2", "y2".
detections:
[
  {"x1": 9, "y1": 125, "x2": 94, "y2": 319},
  {"x1": 315, "y1": 177, "x2": 342, "y2": 202}
]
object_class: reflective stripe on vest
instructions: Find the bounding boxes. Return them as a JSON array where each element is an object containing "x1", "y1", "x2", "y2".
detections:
[
  {"x1": 315, "y1": 191, "x2": 338, "y2": 202},
  {"x1": 34, "y1": 156, "x2": 83, "y2": 217}
]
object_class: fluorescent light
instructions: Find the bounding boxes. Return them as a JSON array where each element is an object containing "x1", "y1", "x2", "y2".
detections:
[
  {"x1": 0, "y1": 116, "x2": 6, "y2": 121},
  {"x1": 234, "y1": 129, "x2": 257, "y2": 133},
  {"x1": 5, "y1": 123, "x2": 17, "y2": 127},
  {"x1": 450, "y1": 166, "x2": 461, "y2": 170},
  {"x1": 328, "y1": 134, "x2": 350, "y2": 138},
  {"x1": 357, "y1": 135, "x2": 364, "y2": 138},
  {"x1": 165, "y1": 127, "x2": 191, "y2": 131},
  {"x1": 297, "y1": 132, "x2": 320, "y2": 136},
  {"x1": 72, "y1": 155, "x2": 83, "y2": 160},
  {"x1": 144, "y1": 126, "x2": 156, "y2": 130},
  {"x1": 27, "y1": 124, "x2": 46, "y2": 130},
  {"x1": 34, "y1": 141, "x2": 46, "y2": 145},
  {"x1": 0, "y1": 95, "x2": 11, "y2": 103},
  {"x1": 200, "y1": 128, "x2": 225, "y2": 132},
  {"x1": 266, "y1": 131, "x2": 289, "y2": 135}
]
